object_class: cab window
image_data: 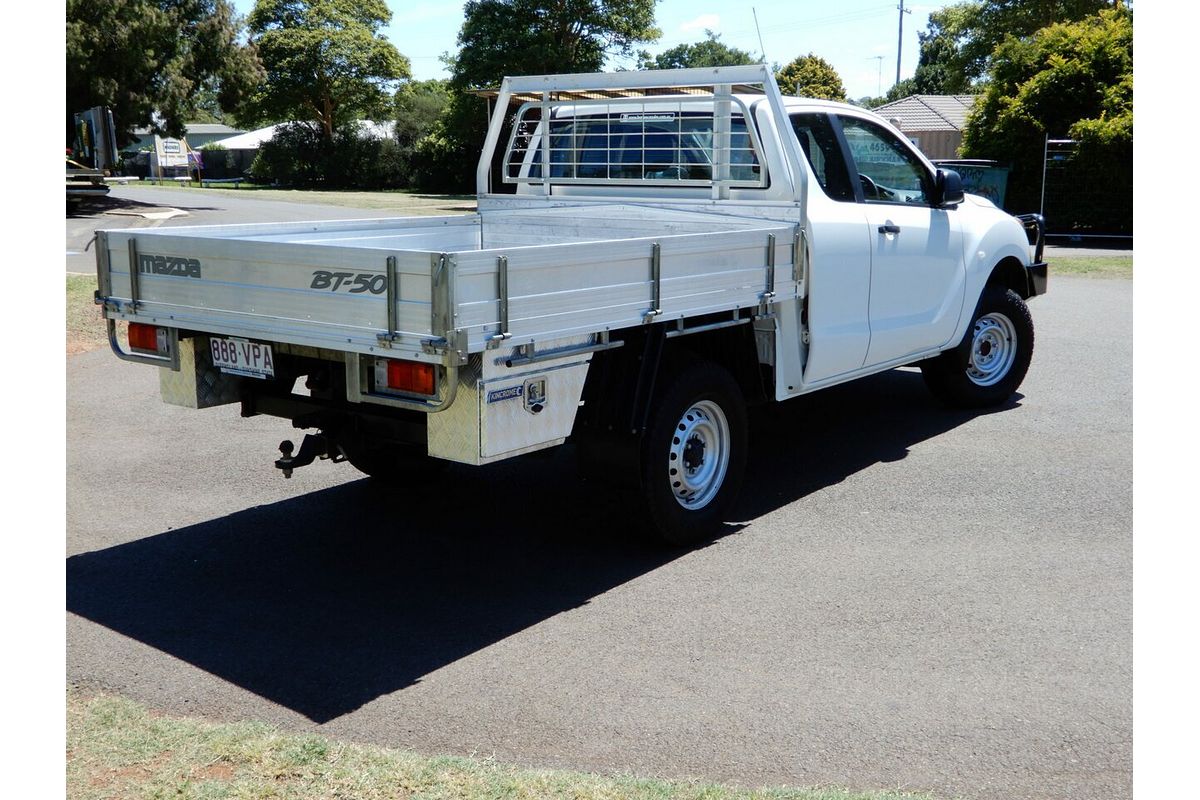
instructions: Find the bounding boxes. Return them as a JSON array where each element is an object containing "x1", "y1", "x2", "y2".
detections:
[
  {"x1": 837, "y1": 116, "x2": 930, "y2": 205},
  {"x1": 789, "y1": 113, "x2": 855, "y2": 203}
]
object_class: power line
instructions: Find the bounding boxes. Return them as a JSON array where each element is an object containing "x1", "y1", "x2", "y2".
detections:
[
  {"x1": 719, "y1": 5, "x2": 894, "y2": 39},
  {"x1": 621, "y1": 4, "x2": 901, "y2": 75}
]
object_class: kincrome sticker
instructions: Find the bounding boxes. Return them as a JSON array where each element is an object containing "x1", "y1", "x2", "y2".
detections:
[
  {"x1": 138, "y1": 253, "x2": 202, "y2": 279},
  {"x1": 487, "y1": 385, "x2": 523, "y2": 404}
]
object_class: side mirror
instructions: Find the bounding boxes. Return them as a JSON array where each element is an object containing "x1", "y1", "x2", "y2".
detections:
[{"x1": 935, "y1": 168, "x2": 965, "y2": 207}]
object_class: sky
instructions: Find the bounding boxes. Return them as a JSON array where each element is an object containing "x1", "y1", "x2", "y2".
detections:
[{"x1": 228, "y1": 0, "x2": 942, "y2": 100}]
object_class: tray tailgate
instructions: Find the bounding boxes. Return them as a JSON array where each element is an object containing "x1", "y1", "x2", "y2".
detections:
[{"x1": 99, "y1": 230, "x2": 438, "y2": 356}]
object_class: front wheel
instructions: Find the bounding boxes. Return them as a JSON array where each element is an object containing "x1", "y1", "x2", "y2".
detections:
[
  {"x1": 639, "y1": 360, "x2": 748, "y2": 546},
  {"x1": 921, "y1": 286, "x2": 1035, "y2": 408}
]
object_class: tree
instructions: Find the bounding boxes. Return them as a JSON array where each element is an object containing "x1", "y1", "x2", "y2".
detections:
[
  {"x1": 394, "y1": 80, "x2": 450, "y2": 187},
  {"x1": 908, "y1": 2, "x2": 980, "y2": 94},
  {"x1": 775, "y1": 54, "x2": 846, "y2": 101},
  {"x1": 418, "y1": 0, "x2": 662, "y2": 193},
  {"x1": 66, "y1": 0, "x2": 261, "y2": 145},
  {"x1": 450, "y1": 0, "x2": 660, "y2": 90},
  {"x1": 961, "y1": 7, "x2": 1132, "y2": 232},
  {"x1": 395, "y1": 80, "x2": 450, "y2": 149},
  {"x1": 637, "y1": 30, "x2": 757, "y2": 70},
  {"x1": 244, "y1": 0, "x2": 410, "y2": 140},
  {"x1": 906, "y1": 1, "x2": 1114, "y2": 95},
  {"x1": 960, "y1": 0, "x2": 1116, "y2": 81}
]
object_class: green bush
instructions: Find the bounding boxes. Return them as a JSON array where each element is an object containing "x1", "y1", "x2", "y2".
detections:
[
  {"x1": 198, "y1": 141, "x2": 236, "y2": 176},
  {"x1": 410, "y1": 92, "x2": 487, "y2": 193},
  {"x1": 248, "y1": 122, "x2": 409, "y2": 189},
  {"x1": 248, "y1": 123, "x2": 325, "y2": 186},
  {"x1": 961, "y1": 8, "x2": 1132, "y2": 233}
]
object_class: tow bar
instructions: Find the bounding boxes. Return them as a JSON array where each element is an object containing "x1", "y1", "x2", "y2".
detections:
[{"x1": 275, "y1": 434, "x2": 343, "y2": 478}]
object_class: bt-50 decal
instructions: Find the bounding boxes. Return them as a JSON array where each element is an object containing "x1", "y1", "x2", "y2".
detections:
[{"x1": 310, "y1": 270, "x2": 387, "y2": 294}]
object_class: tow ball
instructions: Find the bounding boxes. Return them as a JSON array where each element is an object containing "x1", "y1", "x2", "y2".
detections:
[{"x1": 274, "y1": 433, "x2": 342, "y2": 478}]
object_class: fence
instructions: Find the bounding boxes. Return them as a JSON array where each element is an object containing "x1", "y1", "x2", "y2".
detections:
[{"x1": 1039, "y1": 137, "x2": 1132, "y2": 238}]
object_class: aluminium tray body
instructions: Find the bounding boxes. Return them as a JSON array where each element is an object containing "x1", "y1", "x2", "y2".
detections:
[{"x1": 97, "y1": 203, "x2": 799, "y2": 364}]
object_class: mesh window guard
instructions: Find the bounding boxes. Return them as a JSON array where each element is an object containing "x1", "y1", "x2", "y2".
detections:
[{"x1": 504, "y1": 96, "x2": 768, "y2": 189}]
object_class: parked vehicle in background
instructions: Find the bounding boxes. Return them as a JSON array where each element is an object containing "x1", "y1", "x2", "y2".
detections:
[
  {"x1": 66, "y1": 156, "x2": 110, "y2": 201},
  {"x1": 68, "y1": 106, "x2": 120, "y2": 203},
  {"x1": 93, "y1": 66, "x2": 1047, "y2": 545}
]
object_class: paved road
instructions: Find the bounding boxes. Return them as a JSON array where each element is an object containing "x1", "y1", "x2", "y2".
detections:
[
  {"x1": 65, "y1": 186, "x2": 476, "y2": 274},
  {"x1": 65, "y1": 200, "x2": 1131, "y2": 799}
]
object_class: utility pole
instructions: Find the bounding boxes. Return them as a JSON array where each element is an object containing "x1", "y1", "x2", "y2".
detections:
[
  {"x1": 870, "y1": 55, "x2": 883, "y2": 97},
  {"x1": 896, "y1": 0, "x2": 911, "y2": 86}
]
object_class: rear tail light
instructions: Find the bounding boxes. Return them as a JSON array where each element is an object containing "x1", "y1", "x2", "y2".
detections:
[
  {"x1": 375, "y1": 357, "x2": 436, "y2": 396},
  {"x1": 128, "y1": 323, "x2": 167, "y2": 354}
]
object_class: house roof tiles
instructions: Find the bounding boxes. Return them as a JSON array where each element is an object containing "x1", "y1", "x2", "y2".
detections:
[{"x1": 873, "y1": 95, "x2": 979, "y2": 132}]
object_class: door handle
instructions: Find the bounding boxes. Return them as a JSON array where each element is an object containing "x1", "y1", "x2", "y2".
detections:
[{"x1": 878, "y1": 223, "x2": 901, "y2": 235}]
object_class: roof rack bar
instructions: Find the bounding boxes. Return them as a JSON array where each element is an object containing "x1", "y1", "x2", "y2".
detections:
[{"x1": 501, "y1": 65, "x2": 776, "y2": 95}]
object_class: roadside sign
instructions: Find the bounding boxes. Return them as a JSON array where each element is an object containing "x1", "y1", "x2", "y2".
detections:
[{"x1": 154, "y1": 136, "x2": 191, "y2": 169}]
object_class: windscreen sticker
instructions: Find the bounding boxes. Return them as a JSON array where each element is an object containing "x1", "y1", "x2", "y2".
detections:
[{"x1": 619, "y1": 113, "x2": 677, "y2": 123}]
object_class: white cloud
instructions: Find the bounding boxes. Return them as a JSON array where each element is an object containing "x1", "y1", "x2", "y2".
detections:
[{"x1": 680, "y1": 14, "x2": 721, "y2": 33}]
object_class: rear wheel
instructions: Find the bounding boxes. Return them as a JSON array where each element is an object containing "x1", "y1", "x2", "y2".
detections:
[
  {"x1": 639, "y1": 360, "x2": 747, "y2": 546},
  {"x1": 921, "y1": 286, "x2": 1034, "y2": 408}
]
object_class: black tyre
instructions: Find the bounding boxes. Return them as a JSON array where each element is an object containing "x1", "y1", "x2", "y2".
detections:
[
  {"x1": 639, "y1": 360, "x2": 748, "y2": 546},
  {"x1": 921, "y1": 285, "x2": 1034, "y2": 408}
]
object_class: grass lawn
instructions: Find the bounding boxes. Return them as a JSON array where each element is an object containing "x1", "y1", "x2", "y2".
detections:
[
  {"x1": 121, "y1": 181, "x2": 477, "y2": 212},
  {"x1": 67, "y1": 691, "x2": 936, "y2": 800},
  {"x1": 67, "y1": 274, "x2": 109, "y2": 355},
  {"x1": 1045, "y1": 255, "x2": 1132, "y2": 279}
]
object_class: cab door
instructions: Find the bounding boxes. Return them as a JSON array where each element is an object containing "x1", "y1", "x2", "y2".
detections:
[
  {"x1": 836, "y1": 115, "x2": 966, "y2": 367},
  {"x1": 786, "y1": 112, "x2": 872, "y2": 385}
]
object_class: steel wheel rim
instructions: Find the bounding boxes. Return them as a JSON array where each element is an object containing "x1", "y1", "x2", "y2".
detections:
[
  {"x1": 667, "y1": 400, "x2": 731, "y2": 510},
  {"x1": 967, "y1": 312, "x2": 1018, "y2": 387}
]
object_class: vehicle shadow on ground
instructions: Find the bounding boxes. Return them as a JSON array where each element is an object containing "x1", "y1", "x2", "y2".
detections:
[
  {"x1": 67, "y1": 195, "x2": 222, "y2": 218},
  {"x1": 738, "y1": 368, "x2": 1019, "y2": 519},
  {"x1": 66, "y1": 453, "x2": 680, "y2": 723},
  {"x1": 66, "y1": 368, "x2": 1016, "y2": 723}
]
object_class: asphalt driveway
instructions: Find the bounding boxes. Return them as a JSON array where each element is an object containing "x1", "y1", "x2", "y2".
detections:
[{"x1": 66, "y1": 267, "x2": 1131, "y2": 799}]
